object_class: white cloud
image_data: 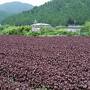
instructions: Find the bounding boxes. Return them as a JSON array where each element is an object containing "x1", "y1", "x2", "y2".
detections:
[{"x1": 0, "y1": 0, "x2": 51, "y2": 6}]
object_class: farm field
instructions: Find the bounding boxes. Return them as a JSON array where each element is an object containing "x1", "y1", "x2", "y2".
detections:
[{"x1": 0, "y1": 36, "x2": 90, "y2": 90}]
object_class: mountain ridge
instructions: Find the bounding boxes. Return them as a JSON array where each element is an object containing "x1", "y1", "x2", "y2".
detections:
[
  {"x1": 0, "y1": 1, "x2": 33, "y2": 13},
  {"x1": 0, "y1": 1, "x2": 33, "y2": 22}
]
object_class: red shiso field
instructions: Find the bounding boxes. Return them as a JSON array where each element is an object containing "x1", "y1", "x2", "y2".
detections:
[{"x1": 0, "y1": 36, "x2": 90, "y2": 90}]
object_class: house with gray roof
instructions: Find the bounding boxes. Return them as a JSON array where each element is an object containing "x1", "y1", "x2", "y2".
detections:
[{"x1": 31, "y1": 23, "x2": 51, "y2": 32}]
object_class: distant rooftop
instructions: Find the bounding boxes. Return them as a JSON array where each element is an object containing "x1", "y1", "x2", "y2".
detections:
[{"x1": 32, "y1": 23, "x2": 50, "y2": 26}]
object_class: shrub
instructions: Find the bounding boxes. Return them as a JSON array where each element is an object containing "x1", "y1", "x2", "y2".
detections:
[
  {"x1": 1, "y1": 25, "x2": 32, "y2": 35},
  {"x1": 27, "y1": 31, "x2": 40, "y2": 36},
  {"x1": 0, "y1": 25, "x2": 79, "y2": 36},
  {"x1": 80, "y1": 21, "x2": 90, "y2": 36}
]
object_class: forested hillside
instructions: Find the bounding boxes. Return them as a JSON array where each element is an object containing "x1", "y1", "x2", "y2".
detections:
[{"x1": 2, "y1": 0, "x2": 90, "y2": 26}]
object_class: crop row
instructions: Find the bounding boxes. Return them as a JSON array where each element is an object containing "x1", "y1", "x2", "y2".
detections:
[{"x1": 0, "y1": 36, "x2": 90, "y2": 90}]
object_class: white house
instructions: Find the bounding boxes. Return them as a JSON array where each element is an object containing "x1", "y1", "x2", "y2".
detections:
[
  {"x1": 31, "y1": 23, "x2": 51, "y2": 32},
  {"x1": 67, "y1": 25, "x2": 83, "y2": 32}
]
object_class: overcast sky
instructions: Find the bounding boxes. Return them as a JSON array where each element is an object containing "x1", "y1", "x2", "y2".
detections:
[{"x1": 0, "y1": 0, "x2": 51, "y2": 6}]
